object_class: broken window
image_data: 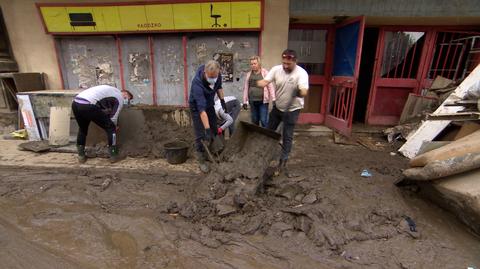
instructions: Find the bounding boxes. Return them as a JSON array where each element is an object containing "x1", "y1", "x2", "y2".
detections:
[{"x1": 381, "y1": 31, "x2": 425, "y2": 79}]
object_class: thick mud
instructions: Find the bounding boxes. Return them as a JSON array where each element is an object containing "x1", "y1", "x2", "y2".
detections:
[
  {"x1": 0, "y1": 136, "x2": 479, "y2": 268},
  {"x1": 86, "y1": 108, "x2": 194, "y2": 159}
]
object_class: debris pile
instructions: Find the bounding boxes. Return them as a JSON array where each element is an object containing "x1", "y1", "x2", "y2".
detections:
[{"x1": 395, "y1": 64, "x2": 480, "y2": 235}]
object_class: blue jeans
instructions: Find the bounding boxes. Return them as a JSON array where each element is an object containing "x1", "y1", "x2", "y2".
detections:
[
  {"x1": 250, "y1": 101, "x2": 268, "y2": 127},
  {"x1": 268, "y1": 106, "x2": 300, "y2": 161}
]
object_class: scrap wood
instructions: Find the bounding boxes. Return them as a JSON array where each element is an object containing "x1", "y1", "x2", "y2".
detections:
[
  {"x1": 403, "y1": 152, "x2": 480, "y2": 181},
  {"x1": 429, "y1": 76, "x2": 454, "y2": 91},
  {"x1": 410, "y1": 129, "x2": 480, "y2": 167},
  {"x1": 356, "y1": 136, "x2": 384, "y2": 151},
  {"x1": 454, "y1": 122, "x2": 480, "y2": 140},
  {"x1": 333, "y1": 131, "x2": 358, "y2": 145},
  {"x1": 426, "y1": 112, "x2": 480, "y2": 121},
  {"x1": 399, "y1": 93, "x2": 438, "y2": 124},
  {"x1": 399, "y1": 64, "x2": 480, "y2": 159}
]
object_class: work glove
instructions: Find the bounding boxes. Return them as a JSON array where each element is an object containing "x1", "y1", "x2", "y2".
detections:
[
  {"x1": 217, "y1": 127, "x2": 223, "y2": 135},
  {"x1": 242, "y1": 103, "x2": 248, "y2": 110},
  {"x1": 203, "y1": 128, "x2": 213, "y2": 142},
  {"x1": 220, "y1": 98, "x2": 228, "y2": 113}
]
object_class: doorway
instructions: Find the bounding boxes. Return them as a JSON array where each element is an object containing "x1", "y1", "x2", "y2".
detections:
[{"x1": 354, "y1": 28, "x2": 379, "y2": 123}]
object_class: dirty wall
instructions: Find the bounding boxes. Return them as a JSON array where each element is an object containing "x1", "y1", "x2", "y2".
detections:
[
  {"x1": 56, "y1": 33, "x2": 258, "y2": 104},
  {"x1": 186, "y1": 32, "x2": 259, "y2": 100}
]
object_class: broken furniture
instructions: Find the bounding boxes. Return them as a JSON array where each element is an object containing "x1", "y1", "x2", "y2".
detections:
[
  {"x1": 16, "y1": 90, "x2": 80, "y2": 140},
  {"x1": 399, "y1": 64, "x2": 480, "y2": 159},
  {"x1": 0, "y1": 72, "x2": 45, "y2": 113}
]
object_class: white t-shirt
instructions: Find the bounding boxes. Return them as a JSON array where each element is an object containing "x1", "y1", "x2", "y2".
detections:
[
  {"x1": 264, "y1": 65, "x2": 309, "y2": 112},
  {"x1": 76, "y1": 85, "x2": 124, "y2": 124},
  {"x1": 214, "y1": 96, "x2": 236, "y2": 130}
]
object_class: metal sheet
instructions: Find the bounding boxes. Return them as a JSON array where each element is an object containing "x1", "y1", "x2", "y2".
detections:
[
  {"x1": 186, "y1": 33, "x2": 258, "y2": 101},
  {"x1": 153, "y1": 35, "x2": 184, "y2": 105},
  {"x1": 57, "y1": 36, "x2": 121, "y2": 90},
  {"x1": 120, "y1": 36, "x2": 153, "y2": 105}
]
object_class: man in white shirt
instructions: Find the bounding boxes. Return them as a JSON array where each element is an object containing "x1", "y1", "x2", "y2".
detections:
[
  {"x1": 257, "y1": 49, "x2": 309, "y2": 177},
  {"x1": 214, "y1": 95, "x2": 240, "y2": 136},
  {"x1": 71, "y1": 85, "x2": 133, "y2": 163}
]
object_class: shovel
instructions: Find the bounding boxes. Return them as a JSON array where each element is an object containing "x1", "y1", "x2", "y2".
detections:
[{"x1": 201, "y1": 140, "x2": 219, "y2": 164}]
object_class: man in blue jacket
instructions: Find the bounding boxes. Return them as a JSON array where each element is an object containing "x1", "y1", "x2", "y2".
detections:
[{"x1": 189, "y1": 60, "x2": 227, "y2": 173}]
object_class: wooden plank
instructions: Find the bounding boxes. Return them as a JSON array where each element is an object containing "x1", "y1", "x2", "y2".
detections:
[
  {"x1": 399, "y1": 64, "x2": 480, "y2": 159},
  {"x1": 410, "y1": 129, "x2": 480, "y2": 167},
  {"x1": 429, "y1": 75, "x2": 453, "y2": 91},
  {"x1": 399, "y1": 93, "x2": 438, "y2": 124},
  {"x1": 427, "y1": 112, "x2": 480, "y2": 121},
  {"x1": 356, "y1": 136, "x2": 384, "y2": 151},
  {"x1": 333, "y1": 131, "x2": 358, "y2": 145},
  {"x1": 454, "y1": 122, "x2": 480, "y2": 140}
]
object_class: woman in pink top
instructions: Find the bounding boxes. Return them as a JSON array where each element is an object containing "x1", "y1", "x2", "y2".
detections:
[{"x1": 242, "y1": 56, "x2": 276, "y2": 127}]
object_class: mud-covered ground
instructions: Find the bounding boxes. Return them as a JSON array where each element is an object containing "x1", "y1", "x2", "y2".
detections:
[{"x1": 0, "y1": 135, "x2": 479, "y2": 269}]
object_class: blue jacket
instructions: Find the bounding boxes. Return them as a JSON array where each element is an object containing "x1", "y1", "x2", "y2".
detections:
[{"x1": 189, "y1": 65, "x2": 222, "y2": 113}]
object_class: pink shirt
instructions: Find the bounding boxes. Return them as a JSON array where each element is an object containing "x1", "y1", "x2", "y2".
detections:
[{"x1": 243, "y1": 68, "x2": 276, "y2": 104}]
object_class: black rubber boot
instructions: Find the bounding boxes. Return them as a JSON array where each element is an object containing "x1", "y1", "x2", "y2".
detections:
[
  {"x1": 77, "y1": 145, "x2": 87, "y2": 164},
  {"x1": 277, "y1": 159, "x2": 295, "y2": 178},
  {"x1": 196, "y1": 151, "x2": 210, "y2": 173},
  {"x1": 109, "y1": 145, "x2": 120, "y2": 163}
]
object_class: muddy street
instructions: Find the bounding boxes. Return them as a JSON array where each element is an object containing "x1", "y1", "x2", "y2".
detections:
[{"x1": 0, "y1": 135, "x2": 479, "y2": 269}]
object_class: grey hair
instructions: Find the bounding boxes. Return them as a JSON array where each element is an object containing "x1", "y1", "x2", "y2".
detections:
[
  {"x1": 249, "y1": 55, "x2": 261, "y2": 65},
  {"x1": 205, "y1": 60, "x2": 220, "y2": 72}
]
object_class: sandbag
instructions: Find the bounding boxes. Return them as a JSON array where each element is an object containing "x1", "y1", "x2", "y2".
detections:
[
  {"x1": 410, "y1": 129, "x2": 480, "y2": 167},
  {"x1": 403, "y1": 152, "x2": 480, "y2": 180}
]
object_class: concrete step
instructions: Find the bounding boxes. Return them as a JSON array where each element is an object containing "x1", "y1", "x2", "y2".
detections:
[{"x1": 421, "y1": 169, "x2": 480, "y2": 235}]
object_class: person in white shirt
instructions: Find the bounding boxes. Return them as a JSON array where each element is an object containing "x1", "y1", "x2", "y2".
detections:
[
  {"x1": 257, "y1": 49, "x2": 309, "y2": 177},
  {"x1": 71, "y1": 85, "x2": 133, "y2": 163},
  {"x1": 214, "y1": 95, "x2": 240, "y2": 136}
]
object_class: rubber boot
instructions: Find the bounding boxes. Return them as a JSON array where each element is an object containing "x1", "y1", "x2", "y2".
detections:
[
  {"x1": 77, "y1": 145, "x2": 87, "y2": 164},
  {"x1": 109, "y1": 145, "x2": 120, "y2": 163},
  {"x1": 196, "y1": 151, "x2": 210, "y2": 173},
  {"x1": 277, "y1": 159, "x2": 295, "y2": 178}
]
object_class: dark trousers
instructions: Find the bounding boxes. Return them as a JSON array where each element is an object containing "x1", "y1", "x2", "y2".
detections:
[
  {"x1": 190, "y1": 105, "x2": 217, "y2": 152},
  {"x1": 71, "y1": 102, "x2": 117, "y2": 147},
  {"x1": 226, "y1": 99, "x2": 241, "y2": 134},
  {"x1": 249, "y1": 100, "x2": 268, "y2": 127},
  {"x1": 267, "y1": 106, "x2": 300, "y2": 161}
]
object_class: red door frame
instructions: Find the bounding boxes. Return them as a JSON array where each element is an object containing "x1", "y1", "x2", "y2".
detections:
[
  {"x1": 366, "y1": 26, "x2": 434, "y2": 125},
  {"x1": 324, "y1": 16, "x2": 365, "y2": 136},
  {"x1": 290, "y1": 24, "x2": 334, "y2": 124},
  {"x1": 366, "y1": 26, "x2": 480, "y2": 126}
]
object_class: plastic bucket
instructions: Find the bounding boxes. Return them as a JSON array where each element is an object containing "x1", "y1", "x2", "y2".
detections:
[{"x1": 164, "y1": 141, "x2": 189, "y2": 164}]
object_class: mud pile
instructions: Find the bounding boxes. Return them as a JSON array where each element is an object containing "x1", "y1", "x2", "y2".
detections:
[
  {"x1": 87, "y1": 107, "x2": 194, "y2": 158},
  {"x1": 169, "y1": 132, "x2": 471, "y2": 267},
  {"x1": 121, "y1": 109, "x2": 193, "y2": 158}
]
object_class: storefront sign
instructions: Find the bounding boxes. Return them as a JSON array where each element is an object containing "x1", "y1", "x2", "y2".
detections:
[{"x1": 38, "y1": 1, "x2": 261, "y2": 34}]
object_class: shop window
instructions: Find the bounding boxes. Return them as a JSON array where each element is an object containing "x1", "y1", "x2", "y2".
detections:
[
  {"x1": 288, "y1": 29, "x2": 327, "y2": 75},
  {"x1": 381, "y1": 31, "x2": 425, "y2": 79}
]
